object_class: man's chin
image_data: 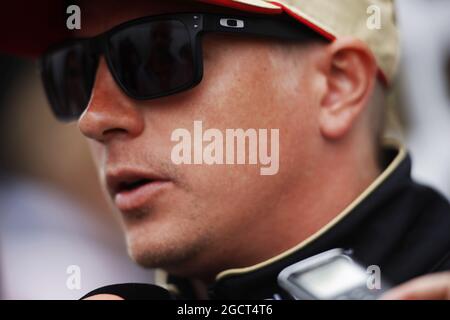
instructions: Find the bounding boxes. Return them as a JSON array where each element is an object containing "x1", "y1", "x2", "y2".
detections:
[{"x1": 124, "y1": 231, "x2": 205, "y2": 272}]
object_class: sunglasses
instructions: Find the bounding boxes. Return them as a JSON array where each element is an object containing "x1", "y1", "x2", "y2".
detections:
[{"x1": 40, "y1": 12, "x2": 323, "y2": 122}]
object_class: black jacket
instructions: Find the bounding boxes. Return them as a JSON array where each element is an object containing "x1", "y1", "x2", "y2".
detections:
[{"x1": 163, "y1": 145, "x2": 450, "y2": 299}]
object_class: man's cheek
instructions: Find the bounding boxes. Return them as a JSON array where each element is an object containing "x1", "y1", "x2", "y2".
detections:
[{"x1": 87, "y1": 141, "x2": 105, "y2": 166}]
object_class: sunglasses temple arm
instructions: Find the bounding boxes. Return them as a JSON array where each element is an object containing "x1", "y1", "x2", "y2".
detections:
[{"x1": 202, "y1": 14, "x2": 318, "y2": 41}]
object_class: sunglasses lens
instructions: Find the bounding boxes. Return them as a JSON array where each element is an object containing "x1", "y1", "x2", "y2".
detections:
[
  {"x1": 108, "y1": 19, "x2": 195, "y2": 98},
  {"x1": 41, "y1": 42, "x2": 98, "y2": 121}
]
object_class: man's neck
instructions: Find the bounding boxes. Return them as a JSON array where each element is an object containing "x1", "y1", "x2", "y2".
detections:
[{"x1": 182, "y1": 142, "x2": 383, "y2": 297}]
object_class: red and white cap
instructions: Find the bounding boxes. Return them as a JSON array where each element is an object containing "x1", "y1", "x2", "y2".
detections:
[{"x1": 0, "y1": 0, "x2": 399, "y2": 84}]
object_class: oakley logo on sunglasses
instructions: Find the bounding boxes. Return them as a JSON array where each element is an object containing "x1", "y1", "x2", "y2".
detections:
[{"x1": 220, "y1": 18, "x2": 245, "y2": 29}]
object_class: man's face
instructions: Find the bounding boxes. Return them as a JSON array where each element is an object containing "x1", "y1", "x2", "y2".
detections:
[{"x1": 78, "y1": 0, "x2": 323, "y2": 279}]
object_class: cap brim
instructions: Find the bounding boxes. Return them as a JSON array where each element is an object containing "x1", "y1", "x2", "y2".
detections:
[
  {"x1": 1, "y1": 0, "x2": 332, "y2": 58},
  {"x1": 1, "y1": 1, "x2": 69, "y2": 57}
]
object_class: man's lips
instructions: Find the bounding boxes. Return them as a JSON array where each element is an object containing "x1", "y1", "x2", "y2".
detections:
[{"x1": 106, "y1": 168, "x2": 172, "y2": 212}]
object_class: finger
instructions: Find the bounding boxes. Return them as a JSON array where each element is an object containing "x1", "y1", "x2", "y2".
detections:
[{"x1": 380, "y1": 272, "x2": 450, "y2": 300}]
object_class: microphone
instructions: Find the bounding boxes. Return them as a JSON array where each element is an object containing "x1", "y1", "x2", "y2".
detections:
[{"x1": 81, "y1": 283, "x2": 174, "y2": 300}]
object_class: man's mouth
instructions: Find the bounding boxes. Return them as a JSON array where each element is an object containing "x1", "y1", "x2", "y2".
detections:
[{"x1": 106, "y1": 169, "x2": 172, "y2": 212}]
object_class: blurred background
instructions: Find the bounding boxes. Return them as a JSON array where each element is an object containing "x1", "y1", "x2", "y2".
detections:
[
  {"x1": 0, "y1": 0, "x2": 449, "y2": 299},
  {"x1": 0, "y1": 57, "x2": 154, "y2": 299}
]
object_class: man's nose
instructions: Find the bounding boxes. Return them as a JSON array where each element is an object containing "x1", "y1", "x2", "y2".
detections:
[{"x1": 78, "y1": 58, "x2": 144, "y2": 143}]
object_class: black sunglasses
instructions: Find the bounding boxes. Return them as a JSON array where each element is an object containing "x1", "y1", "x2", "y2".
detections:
[{"x1": 40, "y1": 12, "x2": 323, "y2": 122}]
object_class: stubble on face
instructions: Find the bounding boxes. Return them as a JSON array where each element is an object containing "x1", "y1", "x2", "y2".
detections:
[{"x1": 80, "y1": 0, "x2": 323, "y2": 280}]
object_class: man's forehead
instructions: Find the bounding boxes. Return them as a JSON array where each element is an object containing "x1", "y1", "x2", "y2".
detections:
[{"x1": 78, "y1": 0, "x2": 243, "y2": 37}]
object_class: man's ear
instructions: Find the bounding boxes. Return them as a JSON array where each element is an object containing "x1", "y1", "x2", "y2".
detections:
[{"x1": 318, "y1": 37, "x2": 378, "y2": 140}]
